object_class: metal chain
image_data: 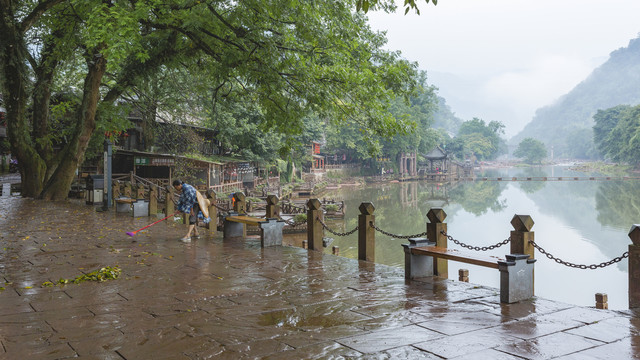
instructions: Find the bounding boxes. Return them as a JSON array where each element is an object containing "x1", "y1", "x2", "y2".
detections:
[
  {"x1": 279, "y1": 217, "x2": 305, "y2": 227},
  {"x1": 369, "y1": 221, "x2": 428, "y2": 239},
  {"x1": 440, "y1": 230, "x2": 510, "y2": 251},
  {"x1": 317, "y1": 217, "x2": 358, "y2": 237},
  {"x1": 529, "y1": 240, "x2": 629, "y2": 269}
]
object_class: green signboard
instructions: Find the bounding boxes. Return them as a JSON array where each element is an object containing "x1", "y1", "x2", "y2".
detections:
[{"x1": 134, "y1": 157, "x2": 149, "y2": 165}]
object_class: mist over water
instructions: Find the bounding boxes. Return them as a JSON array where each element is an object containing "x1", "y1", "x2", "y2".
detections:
[{"x1": 323, "y1": 166, "x2": 638, "y2": 310}]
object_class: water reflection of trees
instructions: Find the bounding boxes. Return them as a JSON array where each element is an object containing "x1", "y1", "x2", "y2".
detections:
[
  {"x1": 514, "y1": 167, "x2": 548, "y2": 194},
  {"x1": 596, "y1": 180, "x2": 640, "y2": 229},
  {"x1": 447, "y1": 181, "x2": 507, "y2": 216}
]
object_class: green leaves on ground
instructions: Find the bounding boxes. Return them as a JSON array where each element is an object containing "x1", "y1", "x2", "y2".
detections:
[{"x1": 42, "y1": 266, "x2": 121, "y2": 287}]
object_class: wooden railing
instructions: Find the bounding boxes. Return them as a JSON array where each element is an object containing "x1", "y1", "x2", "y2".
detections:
[{"x1": 209, "y1": 181, "x2": 244, "y2": 193}]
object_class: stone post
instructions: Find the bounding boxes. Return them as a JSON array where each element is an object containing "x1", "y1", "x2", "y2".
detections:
[
  {"x1": 498, "y1": 254, "x2": 536, "y2": 303},
  {"x1": 266, "y1": 195, "x2": 280, "y2": 219},
  {"x1": 165, "y1": 185, "x2": 175, "y2": 216},
  {"x1": 136, "y1": 183, "x2": 145, "y2": 200},
  {"x1": 402, "y1": 237, "x2": 434, "y2": 279},
  {"x1": 459, "y1": 269, "x2": 469, "y2": 282},
  {"x1": 233, "y1": 192, "x2": 246, "y2": 214},
  {"x1": 123, "y1": 182, "x2": 132, "y2": 198},
  {"x1": 307, "y1": 199, "x2": 323, "y2": 251},
  {"x1": 596, "y1": 293, "x2": 608, "y2": 310},
  {"x1": 510, "y1": 214, "x2": 535, "y2": 291},
  {"x1": 112, "y1": 181, "x2": 121, "y2": 205},
  {"x1": 427, "y1": 208, "x2": 448, "y2": 277},
  {"x1": 148, "y1": 185, "x2": 158, "y2": 216},
  {"x1": 358, "y1": 202, "x2": 375, "y2": 262},
  {"x1": 629, "y1": 225, "x2": 640, "y2": 308},
  {"x1": 206, "y1": 189, "x2": 217, "y2": 232}
]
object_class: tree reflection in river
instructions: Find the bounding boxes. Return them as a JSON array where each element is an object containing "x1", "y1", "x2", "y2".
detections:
[{"x1": 322, "y1": 166, "x2": 638, "y2": 310}]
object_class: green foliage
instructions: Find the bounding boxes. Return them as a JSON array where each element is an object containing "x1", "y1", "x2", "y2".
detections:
[
  {"x1": 42, "y1": 266, "x2": 121, "y2": 287},
  {"x1": 514, "y1": 138, "x2": 547, "y2": 164},
  {"x1": 447, "y1": 118, "x2": 506, "y2": 161},
  {"x1": 325, "y1": 204, "x2": 339, "y2": 212},
  {"x1": 432, "y1": 96, "x2": 462, "y2": 134},
  {"x1": 293, "y1": 213, "x2": 307, "y2": 224},
  {"x1": 2, "y1": 0, "x2": 423, "y2": 199},
  {"x1": 511, "y1": 36, "x2": 640, "y2": 159},
  {"x1": 356, "y1": 0, "x2": 437, "y2": 15},
  {"x1": 593, "y1": 104, "x2": 640, "y2": 164}
]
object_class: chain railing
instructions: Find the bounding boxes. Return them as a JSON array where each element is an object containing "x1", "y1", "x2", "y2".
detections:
[
  {"x1": 530, "y1": 240, "x2": 629, "y2": 269},
  {"x1": 280, "y1": 217, "x2": 306, "y2": 227},
  {"x1": 440, "y1": 230, "x2": 510, "y2": 251},
  {"x1": 370, "y1": 221, "x2": 427, "y2": 239},
  {"x1": 317, "y1": 217, "x2": 358, "y2": 237},
  {"x1": 438, "y1": 230, "x2": 630, "y2": 269}
]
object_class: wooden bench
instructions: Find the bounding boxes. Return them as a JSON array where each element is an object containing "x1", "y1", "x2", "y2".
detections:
[
  {"x1": 410, "y1": 246, "x2": 500, "y2": 269},
  {"x1": 115, "y1": 197, "x2": 148, "y2": 217},
  {"x1": 403, "y1": 237, "x2": 535, "y2": 304},
  {"x1": 225, "y1": 215, "x2": 263, "y2": 226},
  {"x1": 224, "y1": 213, "x2": 285, "y2": 247}
]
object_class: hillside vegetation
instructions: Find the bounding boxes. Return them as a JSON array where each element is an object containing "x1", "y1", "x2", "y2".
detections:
[{"x1": 511, "y1": 36, "x2": 640, "y2": 159}]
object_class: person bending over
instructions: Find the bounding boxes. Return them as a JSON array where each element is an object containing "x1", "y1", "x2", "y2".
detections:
[{"x1": 173, "y1": 180, "x2": 200, "y2": 242}]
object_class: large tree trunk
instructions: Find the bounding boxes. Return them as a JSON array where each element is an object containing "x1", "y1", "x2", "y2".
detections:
[
  {"x1": 0, "y1": 7, "x2": 47, "y2": 197},
  {"x1": 41, "y1": 50, "x2": 107, "y2": 201}
]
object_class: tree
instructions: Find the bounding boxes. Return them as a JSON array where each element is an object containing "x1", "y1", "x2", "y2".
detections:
[
  {"x1": 452, "y1": 118, "x2": 506, "y2": 161},
  {"x1": 356, "y1": 0, "x2": 437, "y2": 14},
  {"x1": 514, "y1": 138, "x2": 547, "y2": 164},
  {"x1": 1, "y1": 0, "x2": 421, "y2": 200}
]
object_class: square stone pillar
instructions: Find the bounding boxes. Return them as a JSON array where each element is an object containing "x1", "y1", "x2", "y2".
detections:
[
  {"x1": 498, "y1": 254, "x2": 536, "y2": 303},
  {"x1": 402, "y1": 237, "x2": 435, "y2": 279}
]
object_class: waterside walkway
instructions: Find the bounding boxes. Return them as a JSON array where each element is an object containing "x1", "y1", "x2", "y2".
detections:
[{"x1": 0, "y1": 196, "x2": 638, "y2": 359}]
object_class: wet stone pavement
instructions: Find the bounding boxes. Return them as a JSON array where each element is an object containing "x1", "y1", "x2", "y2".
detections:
[{"x1": 0, "y1": 196, "x2": 639, "y2": 359}]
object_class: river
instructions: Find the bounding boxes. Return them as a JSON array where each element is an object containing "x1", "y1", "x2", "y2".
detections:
[{"x1": 320, "y1": 165, "x2": 640, "y2": 310}]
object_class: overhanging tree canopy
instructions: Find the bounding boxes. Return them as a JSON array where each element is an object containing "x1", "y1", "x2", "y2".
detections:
[{"x1": 1, "y1": 0, "x2": 421, "y2": 200}]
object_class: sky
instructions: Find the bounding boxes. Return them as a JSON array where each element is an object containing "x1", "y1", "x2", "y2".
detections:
[{"x1": 367, "y1": 0, "x2": 640, "y2": 138}]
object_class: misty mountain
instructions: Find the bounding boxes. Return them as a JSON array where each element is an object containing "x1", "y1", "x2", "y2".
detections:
[
  {"x1": 510, "y1": 36, "x2": 640, "y2": 159},
  {"x1": 432, "y1": 96, "x2": 463, "y2": 135}
]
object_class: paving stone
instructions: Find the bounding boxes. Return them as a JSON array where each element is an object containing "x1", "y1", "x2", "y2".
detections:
[
  {"x1": 496, "y1": 331, "x2": 605, "y2": 359},
  {"x1": 0, "y1": 197, "x2": 638, "y2": 359},
  {"x1": 565, "y1": 316, "x2": 639, "y2": 343},
  {"x1": 553, "y1": 336, "x2": 640, "y2": 359},
  {"x1": 413, "y1": 326, "x2": 520, "y2": 358},
  {"x1": 338, "y1": 324, "x2": 443, "y2": 353},
  {"x1": 262, "y1": 340, "x2": 362, "y2": 359},
  {"x1": 415, "y1": 309, "x2": 506, "y2": 335}
]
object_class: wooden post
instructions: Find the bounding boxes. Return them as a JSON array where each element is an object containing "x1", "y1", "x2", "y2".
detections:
[
  {"x1": 233, "y1": 192, "x2": 246, "y2": 214},
  {"x1": 510, "y1": 214, "x2": 535, "y2": 292},
  {"x1": 123, "y1": 182, "x2": 132, "y2": 198},
  {"x1": 206, "y1": 189, "x2": 217, "y2": 232},
  {"x1": 595, "y1": 293, "x2": 608, "y2": 310},
  {"x1": 332, "y1": 246, "x2": 339, "y2": 256},
  {"x1": 112, "y1": 180, "x2": 121, "y2": 208},
  {"x1": 148, "y1": 185, "x2": 158, "y2": 216},
  {"x1": 266, "y1": 195, "x2": 279, "y2": 219},
  {"x1": 136, "y1": 183, "x2": 145, "y2": 200},
  {"x1": 459, "y1": 269, "x2": 469, "y2": 282},
  {"x1": 629, "y1": 225, "x2": 640, "y2": 308},
  {"x1": 307, "y1": 199, "x2": 323, "y2": 251},
  {"x1": 427, "y1": 208, "x2": 448, "y2": 277},
  {"x1": 165, "y1": 185, "x2": 175, "y2": 216},
  {"x1": 358, "y1": 202, "x2": 375, "y2": 262}
]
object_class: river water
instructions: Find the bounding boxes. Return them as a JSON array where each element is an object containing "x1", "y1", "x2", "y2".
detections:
[{"x1": 321, "y1": 165, "x2": 640, "y2": 310}]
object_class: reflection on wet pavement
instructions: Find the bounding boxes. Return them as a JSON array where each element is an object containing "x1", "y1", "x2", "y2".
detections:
[{"x1": 0, "y1": 196, "x2": 638, "y2": 359}]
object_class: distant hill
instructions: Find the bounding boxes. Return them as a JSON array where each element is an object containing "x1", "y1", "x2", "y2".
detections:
[
  {"x1": 510, "y1": 36, "x2": 640, "y2": 159},
  {"x1": 432, "y1": 96, "x2": 463, "y2": 135}
]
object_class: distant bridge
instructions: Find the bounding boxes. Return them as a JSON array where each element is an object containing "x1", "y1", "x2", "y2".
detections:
[{"x1": 453, "y1": 176, "x2": 640, "y2": 182}]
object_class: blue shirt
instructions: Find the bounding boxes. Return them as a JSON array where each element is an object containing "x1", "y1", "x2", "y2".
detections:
[{"x1": 176, "y1": 183, "x2": 197, "y2": 213}]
